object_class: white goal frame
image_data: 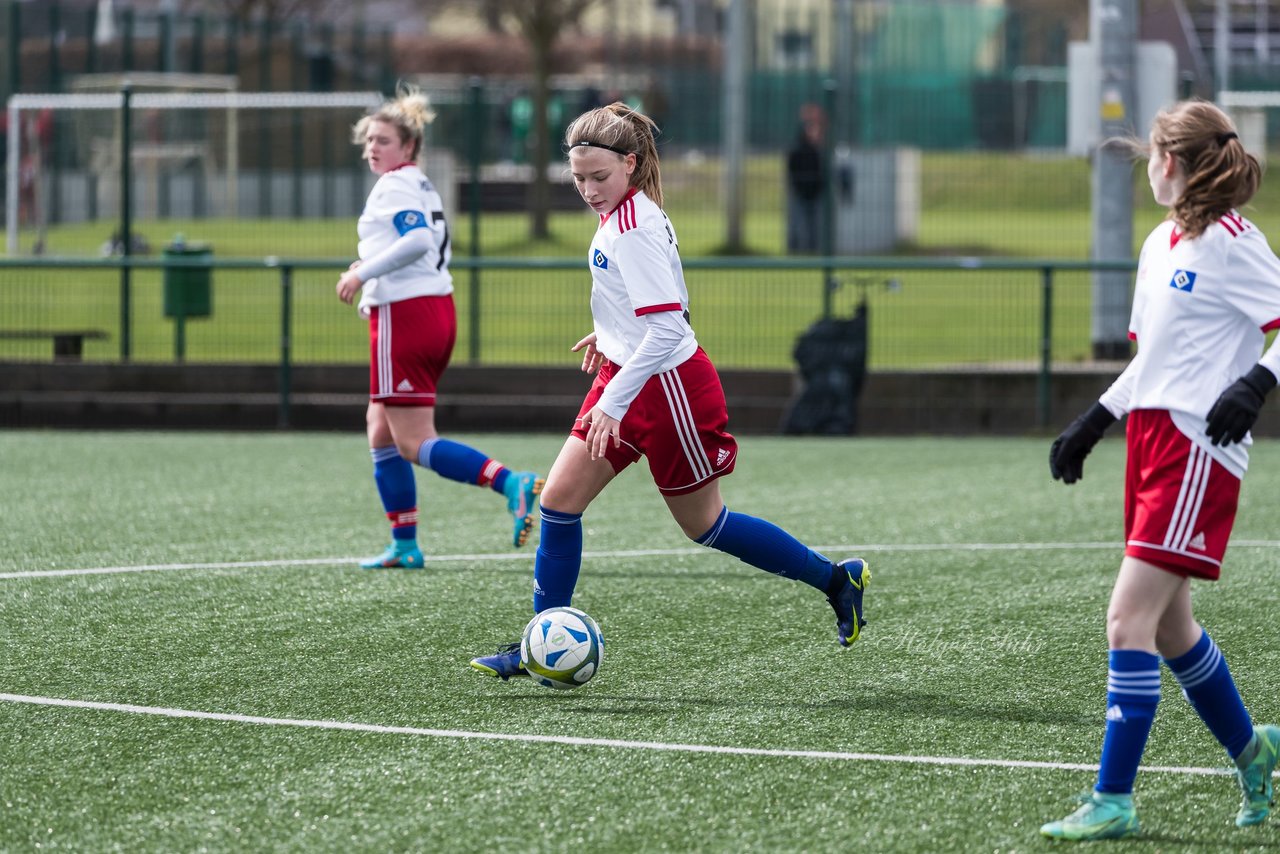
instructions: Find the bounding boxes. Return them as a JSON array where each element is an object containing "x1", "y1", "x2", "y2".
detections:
[{"x1": 6, "y1": 87, "x2": 383, "y2": 254}]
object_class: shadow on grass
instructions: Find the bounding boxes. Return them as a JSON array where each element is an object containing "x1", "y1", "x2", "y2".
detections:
[{"x1": 486, "y1": 682, "x2": 1094, "y2": 728}]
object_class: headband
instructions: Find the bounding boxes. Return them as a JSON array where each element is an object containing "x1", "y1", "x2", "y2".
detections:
[
  {"x1": 1218, "y1": 131, "x2": 1238, "y2": 145},
  {"x1": 570, "y1": 140, "x2": 631, "y2": 156}
]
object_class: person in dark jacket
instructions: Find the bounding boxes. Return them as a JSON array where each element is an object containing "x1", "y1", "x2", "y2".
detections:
[{"x1": 786, "y1": 105, "x2": 826, "y2": 253}]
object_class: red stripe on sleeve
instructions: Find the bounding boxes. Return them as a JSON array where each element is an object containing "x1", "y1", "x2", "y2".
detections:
[
  {"x1": 1128, "y1": 331, "x2": 1137, "y2": 341},
  {"x1": 635, "y1": 303, "x2": 683, "y2": 317},
  {"x1": 1262, "y1": 318, "x2": 1280, "y2": 333}
]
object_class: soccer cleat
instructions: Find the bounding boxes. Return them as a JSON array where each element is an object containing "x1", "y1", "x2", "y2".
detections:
[
  {"x1": 503, "y1": 471, "x2": 545, "y2": 548},
  {"x1": 358, "y1": 543, "x2": 425, "y2": 570},
  {"x1": 469, "y1": 641, "x2": 528, "y2": 680},
  {"x1": 827, "y1": 558, "x2": 871, "y2": 648},
  {"x1": 1235, "y1": 724, "x2": 1280, "y2": 826},
  {"x1": 1040, "y1": 791, "x2": 1139, "y2": 841}
]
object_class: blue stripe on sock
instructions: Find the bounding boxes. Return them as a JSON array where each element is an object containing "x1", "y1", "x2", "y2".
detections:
[
  {"x1": 695, "y1": 507, "x2": 830, "y2": 591},
  {"x1": 533, "y1": 506, "x2": 583, "y2": 613},
  {"x1": 1097, "y1": 649, "x2": 1160, "y2": 795},
  {"x1": 1164, "y1": 630, "x2": 1254, "y2": 758}
]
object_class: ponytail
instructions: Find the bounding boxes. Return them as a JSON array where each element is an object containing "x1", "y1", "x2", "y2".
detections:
[{"x1": 352, "y1": 83, "x2": 436, "y2": 163}]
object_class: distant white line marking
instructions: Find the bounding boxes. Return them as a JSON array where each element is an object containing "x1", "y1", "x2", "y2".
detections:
[
  {"x1": 0, "y1": 692, "x2": 1240, "y2": 777},
  {"x1": 2, "y1": 541, "x2": 1278, "y2": 581}
]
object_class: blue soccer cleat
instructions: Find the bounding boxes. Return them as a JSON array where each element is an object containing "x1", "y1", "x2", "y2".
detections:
[
  {"x1": 1040, "y1": 791, "x2": 1139, "y2": 841},
  {"x1": 469, "y1": 641, "x2": 528, "y2": 680},
  {"x1": 503, "y1": 471, "x2": 545, "y2": 548},
  {"x1": 827, "y1": 557, "x2": 871, "y2": 648},
  {"x1": 359, "y1": 543, "x2": 425, "y2": 570},
  {"x1": 1235, "y1": 724, "x2": 1280, "y2": 826}
]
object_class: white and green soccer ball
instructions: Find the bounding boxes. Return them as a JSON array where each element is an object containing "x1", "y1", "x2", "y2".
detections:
[{"x1": 520, "y1": 606, "x2": 604, "y2": 690}]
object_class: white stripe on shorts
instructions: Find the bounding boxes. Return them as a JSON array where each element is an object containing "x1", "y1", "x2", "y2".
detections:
[
  {"x1": 377, "y1": 302, "x2": 393, "y2": 396},
  {"x1": 1165, "y1": 443, "x2": 1210, "y2": 551},
  {"x1": 658, "y1": 369, "x2": 713, "y2": 482}
]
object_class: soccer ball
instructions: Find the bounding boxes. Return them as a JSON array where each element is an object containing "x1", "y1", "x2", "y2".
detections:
[{"x1": 520, "y1": 606, "x2": 604, "y2": 690}]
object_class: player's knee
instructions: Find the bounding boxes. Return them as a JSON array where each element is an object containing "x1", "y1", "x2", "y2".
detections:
[{"x1": 1106, "y1": 608, "x2": 1156, "y2": 650}]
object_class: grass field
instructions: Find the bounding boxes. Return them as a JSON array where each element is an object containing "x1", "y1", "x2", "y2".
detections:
[{"x1": 3, "y1": 431, "x2": 1280, "y2": 851}]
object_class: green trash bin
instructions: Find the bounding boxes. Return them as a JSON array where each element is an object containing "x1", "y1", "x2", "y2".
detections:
[{"x1": 163, "y1": 237, "x2": 212, "y2": 318}]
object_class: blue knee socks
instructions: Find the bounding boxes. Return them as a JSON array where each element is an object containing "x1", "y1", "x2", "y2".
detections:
[
  {"x1": 418, "y1": 437, "x2": 510, "y2": 493},
  {"x1": 694, "y1": 506, "x2": 833, "y2": 591},
  {"x1": 1164, "y1": 630, "x2": 1254, "y2": 759},
  {"x1": 1096, "y1": 650, "x2": 1161, "y2": 794},
  {"x1": 371, "y1": 445, "x2": 417, "y2": 544},
  {"x1": 532, "y1": 506, "x2": 583, "y2": 613}
]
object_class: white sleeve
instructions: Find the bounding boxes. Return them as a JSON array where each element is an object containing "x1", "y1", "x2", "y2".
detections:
[
  {"x1": 611, "y1": 227, "x2": 683, "y2": 311},
  {"x1": 1259, "y1": 341, "x2": 1280, "y2": 382},
  {"x1": 356, "y1": 228, "x2": 433, "y2": 281},
  {"x1": 1222, "y1": 232, "x2": 1280, "y2": 381},
  {"x1": 1223, "y1": 232, "x2": 1280, "y2": 330},
  {"x1": 596, "y1": 310, "x2": 688, "y2": 420},
  {"x1": 1098, "y1": 358, "x2": 1138, "y2": 418}
]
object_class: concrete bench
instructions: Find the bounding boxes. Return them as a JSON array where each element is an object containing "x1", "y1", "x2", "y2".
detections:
[{"x1": 0, "y1": 329, "x2": 109, "y2": 360}]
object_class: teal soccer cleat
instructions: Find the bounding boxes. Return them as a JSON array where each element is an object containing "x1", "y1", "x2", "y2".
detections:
[
  {"x1": 469, "y1": 642, "x2": 528, "y2": 680},
  {"x1": 1040, "y1": 791, "x2": 1138, "y2": 841},
  {"x1": 503, "y1": 471, "x2": 545, "y2": 548},
  {"x1": 1235, "y1": 724, "x2": 1280, "y2": 826},
  {"x1": 359, "y1": 543, "x2": 425, "y2": 570},
  {"x1": 827, "y1": 558, "x2": 871, "y2": 648}
]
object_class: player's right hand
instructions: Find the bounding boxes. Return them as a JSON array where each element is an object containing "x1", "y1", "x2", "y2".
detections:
[
  {"x1": 571, "y1": 333, "x2": 603, "y2": 374},
  {"x1": 1049, "y1": 402, "x2": 1117, "y2": 485}
]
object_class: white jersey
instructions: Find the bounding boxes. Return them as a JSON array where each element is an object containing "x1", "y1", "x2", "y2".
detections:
[
  {"x1": 588, "y1": 189, "x2": 698, "y2": 369},
  {"x1": 355, "y1": 164, "x2": 452, "y2": 315},
  {"x1": 1100, "y1": 213, "x2": 1280, "y2": 476}
]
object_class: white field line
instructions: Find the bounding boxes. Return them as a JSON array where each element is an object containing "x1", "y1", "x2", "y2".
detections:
[
  {"x1": 2, "y1": 540, "x2": 1280, "y2": 581},
  {"x1": 0, "y1": 692, "x2": 1244, "y2": 778}
]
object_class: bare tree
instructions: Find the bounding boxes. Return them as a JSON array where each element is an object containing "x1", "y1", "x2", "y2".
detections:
[{"x1": 479, "y1": 0, "x2": 600, "y2": 240}]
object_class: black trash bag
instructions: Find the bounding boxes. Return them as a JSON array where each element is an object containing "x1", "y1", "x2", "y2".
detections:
[{"x1": 782, "y1": 301, "x2": 868, "y2": 435}]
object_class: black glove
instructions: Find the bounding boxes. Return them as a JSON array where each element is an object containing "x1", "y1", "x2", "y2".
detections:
[
  {"x1": 1206, "y1": 364, "x2": 1277, "y2": 446},
  {"x1": 1049, "y1": 402, "x2": 1118, "y2": 484}
]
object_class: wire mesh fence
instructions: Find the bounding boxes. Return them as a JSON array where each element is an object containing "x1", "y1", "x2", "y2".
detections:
[{"x1": 0, "y1": 256, "x2": 1127, "y2": 372}]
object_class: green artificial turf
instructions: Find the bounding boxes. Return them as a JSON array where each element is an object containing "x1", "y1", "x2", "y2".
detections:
[{"x1": 2, "y1": 431, "x2": 1279, "y2": 851}]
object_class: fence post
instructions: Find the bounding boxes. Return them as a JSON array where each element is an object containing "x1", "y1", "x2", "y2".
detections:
[
  {"x1": 119, "y1": 83, "x2": 132, "y2": 361},
  {"x1": 467, "y1": 77, "x2": 483, "y2": 364},
  {"x1": 86, "y1": 1, "x2": 98, "y2": 74},
  {"x1": 278, "y1": 262, "x2": 292, "y2": 429},
  {"x1": 258, "y1": 18, "x2": 272, "y2": 219},
  {"x1": 821, "y1": 78, "x2": 837, "y2": 320},
  {"x1": 49, "y1": 1, "x2": 62, "y2": 92},
  {"x1": 122, "y1": 8, "x2": 134, "y2": 72},
  {"x1": 1038, "y1": 265, "x2": 1053, "y2": 428},
  {"x1": 191, "y1": 15, "x2": 205, "y2": 74},
  {"x1": 5, "y1": 1, "x2": 20, "y2": 100}
]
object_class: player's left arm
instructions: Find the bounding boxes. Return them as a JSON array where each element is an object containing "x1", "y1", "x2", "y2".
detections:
[{"x1": 1205, "y1": 235, "x2": 1280, "y2": 445}]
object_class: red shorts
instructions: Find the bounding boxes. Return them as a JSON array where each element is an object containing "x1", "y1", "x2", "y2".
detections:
[
  {"x1": 1124, "y1": 409, "x2": 1241, "y2": 580},
  {"x1": 571, "y1": 348, "x2": 738, "y2": 496},
  {"x1": 368, "y1": 295, "x2": 456, "y2": 406}
]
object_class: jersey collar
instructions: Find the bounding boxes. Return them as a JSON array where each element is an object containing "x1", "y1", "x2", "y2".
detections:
[
  {"x1": 390, "y1": 161, "x2": 417, "y2": 172},
  {"x1": 600, "y1": 187, "x2": 640, "y2": 225}
]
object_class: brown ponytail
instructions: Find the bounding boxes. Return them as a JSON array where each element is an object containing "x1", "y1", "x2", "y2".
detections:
[{"x1": 1121, "y1": 99, "x2": 1262, "y2": 239}]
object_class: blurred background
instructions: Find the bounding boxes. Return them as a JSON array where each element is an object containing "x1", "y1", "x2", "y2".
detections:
[{"x1": 1, "y1": 1, "x2": 1276, "y2": 413}]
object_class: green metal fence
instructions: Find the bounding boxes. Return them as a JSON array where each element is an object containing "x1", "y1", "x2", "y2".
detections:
[{"x1": 0, "y1": 254, "x2": 1137, "y2": 427}]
